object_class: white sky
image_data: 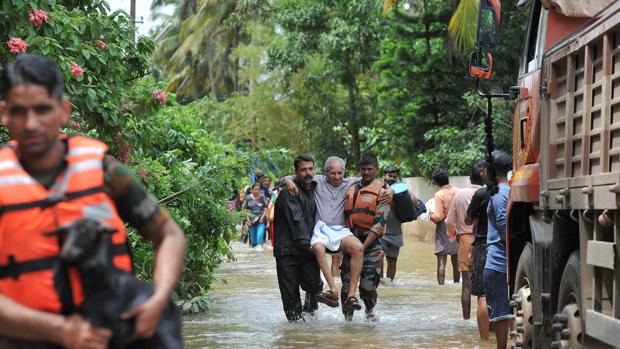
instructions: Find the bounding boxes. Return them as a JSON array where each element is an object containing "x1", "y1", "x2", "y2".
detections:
[{"x1": 106, "y1": 0, "x2": 174, "y2": 37}]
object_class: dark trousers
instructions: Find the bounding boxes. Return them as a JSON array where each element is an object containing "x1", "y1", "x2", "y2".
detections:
[{"x1": 275, "y1": 254, "x2": 323, "y2": 321}]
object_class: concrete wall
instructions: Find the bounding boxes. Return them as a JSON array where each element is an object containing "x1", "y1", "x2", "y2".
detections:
[{"x1": 400, "y1": 176, "x2": 471, "y2": 241}]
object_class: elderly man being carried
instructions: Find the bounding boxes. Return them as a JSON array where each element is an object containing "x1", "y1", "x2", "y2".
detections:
[{"x1": 284, "y1": 156, "x2": 393, "y2": 314}]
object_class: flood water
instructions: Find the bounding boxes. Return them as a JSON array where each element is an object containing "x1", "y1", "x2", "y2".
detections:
[{"x1": 183, "y1": 232, "x2": 497, "y2": 349}]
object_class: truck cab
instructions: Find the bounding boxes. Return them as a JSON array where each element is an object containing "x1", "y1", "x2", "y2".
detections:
[{"x1": 470, "y1": 1, "x2": 620, "y2": 347}]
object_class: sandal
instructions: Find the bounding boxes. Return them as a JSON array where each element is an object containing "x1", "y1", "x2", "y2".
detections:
[
  {"x1": 344, "y1": 296, "x2": 362, "y2": 311},
  {"x1": 315, "y1": 290, "x2": 339, "y2": 308}
]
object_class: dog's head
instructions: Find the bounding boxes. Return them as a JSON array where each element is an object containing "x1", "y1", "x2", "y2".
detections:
[{"x1": 47, "y1": 218, "x2": 116, "y2": 263}]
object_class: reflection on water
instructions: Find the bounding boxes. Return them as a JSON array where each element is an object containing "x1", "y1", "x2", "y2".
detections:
[{"x1": 183, "y1": 233, "x2": 497, "y2": 349}]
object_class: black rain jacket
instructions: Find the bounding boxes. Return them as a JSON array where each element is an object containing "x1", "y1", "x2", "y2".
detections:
[{"x1": 273, "y1": 177, "x2": 316, "y2": 257}]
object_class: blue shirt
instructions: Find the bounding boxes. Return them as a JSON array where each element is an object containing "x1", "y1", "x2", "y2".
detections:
[{"x1": 484, "y1": 183, "x2": 510, "y2": 273}]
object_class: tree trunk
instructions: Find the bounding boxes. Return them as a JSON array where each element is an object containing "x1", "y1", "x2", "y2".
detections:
[
  {"x1": 347, "y1": 82, "x2": 361, "y2": 164},
  {"x1": 423, "y1": 0, "x2": 440, "y2": 125}
]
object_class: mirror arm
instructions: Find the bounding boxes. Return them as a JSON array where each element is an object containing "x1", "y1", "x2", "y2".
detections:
[{"x1": 474, "y1": 78, "x2": 511, "y2": 99}]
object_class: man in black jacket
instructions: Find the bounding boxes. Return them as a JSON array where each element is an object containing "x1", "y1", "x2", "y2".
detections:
[{"x1": 273, "y1": 155, "x2": 322, "y2": 321}]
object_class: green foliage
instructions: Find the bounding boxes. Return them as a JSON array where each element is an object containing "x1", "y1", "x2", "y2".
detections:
[
  {"x1": 269, "y1": 0, "x2": 384, "y2": 163},
  {"x1": 416, "y1": 125, "x2": 484, "y2": 177},
  {"x1": 123, "y1": 100, "x2": 292, "y2": 311},
  {"x1": 0, "y1": 0, "x2": 156, "y2": 137},
  {"x1": 373, "y1": 1, "x2": 472, "y2": 175}
]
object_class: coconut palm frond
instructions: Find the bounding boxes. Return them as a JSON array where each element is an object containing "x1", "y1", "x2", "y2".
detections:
[{"x1": 448, "y1": 0, "x2": 480, "y2": 52}]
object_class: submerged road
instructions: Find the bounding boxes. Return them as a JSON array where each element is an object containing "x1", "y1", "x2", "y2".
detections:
[{"x1": 183, "y1": 233, "x2": 497, "y2": 349}]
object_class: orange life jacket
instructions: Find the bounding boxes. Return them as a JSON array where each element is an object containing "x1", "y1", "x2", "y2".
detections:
[
  {"x1": 343, "y1": 179, "x2": 384, "y2": 230},
  {"x1": 0, "y1": 136, "x2": 132, "y2": 314}
]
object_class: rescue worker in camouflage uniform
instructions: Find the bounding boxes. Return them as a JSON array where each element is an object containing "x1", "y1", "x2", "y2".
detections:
[
  {"x1": 0, "y1": 55, "x2": 186, "y2": 349},
  {"x1": 341, "y1": 153, "x2": 390, "y2": 321}
]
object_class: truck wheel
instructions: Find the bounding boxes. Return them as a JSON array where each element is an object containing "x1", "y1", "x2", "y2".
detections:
[
  {"x1": 512, "y1": 243, "x2": 534, "y2": 349},
  {"x1": 551, "y1": 252, "x2": 582, "y2": 349}
]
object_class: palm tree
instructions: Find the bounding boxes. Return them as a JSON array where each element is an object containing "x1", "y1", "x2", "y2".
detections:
[
  {"x1": 152, "y1": 0, "x2": 244, "y2": 102},
  {"x1": 447, "y1": 0, "x2": 479, "y2": 52}
]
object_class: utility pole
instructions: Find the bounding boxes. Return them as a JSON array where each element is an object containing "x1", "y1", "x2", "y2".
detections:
[{"x1": 130, "y1": 0, "x2": 136, "y2": 41}]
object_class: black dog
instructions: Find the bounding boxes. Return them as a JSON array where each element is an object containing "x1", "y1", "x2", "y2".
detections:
[{"x1": 53, "y1": 218, "x2": 183, "y2": 349}]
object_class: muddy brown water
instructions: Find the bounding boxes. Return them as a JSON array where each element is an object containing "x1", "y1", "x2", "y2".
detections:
[{"x1": 183, "y1": 232, "x2": 497, "y2": 349}]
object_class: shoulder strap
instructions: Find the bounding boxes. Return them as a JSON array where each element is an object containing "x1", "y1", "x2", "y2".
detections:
[
  {"x1": 0, "y1": 186, "x2": 106, "y2": 214},
  {"x1": 0, "y1": 242, "x2": 128, "y2": 280},
  {"x1": 344, "y1": 184, "x2": 362, "y2": 217}
]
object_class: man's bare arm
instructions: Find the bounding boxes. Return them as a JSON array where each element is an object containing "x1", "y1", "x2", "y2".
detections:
[{"x1": 0, "y1": 295, "x2": 111, "y2": 349}]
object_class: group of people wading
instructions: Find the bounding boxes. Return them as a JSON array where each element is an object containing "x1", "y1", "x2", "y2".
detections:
[
  {"x1": 430, "y1": 151, "x2": 513, "y2": 349},
  {"x1": 272, "y1": 150, "x2": 514, "y2": 349},
  {"x1": 272, "y1": 153, "x2": 413, "y2": 322}
]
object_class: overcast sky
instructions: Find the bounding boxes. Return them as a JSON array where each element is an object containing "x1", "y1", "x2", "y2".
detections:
[{"x1": 106, "y1": 0, "x2": 174, "y2": 37}]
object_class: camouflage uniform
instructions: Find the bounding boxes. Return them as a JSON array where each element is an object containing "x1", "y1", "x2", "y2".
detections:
[{"x1": 341, "y1": 189, "x2": 390, "y2": 317}]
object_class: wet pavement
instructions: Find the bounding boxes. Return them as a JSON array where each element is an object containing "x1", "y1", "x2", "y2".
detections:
[{"x1": 183, "y1": 233, "x2": 497, "y2": 349}]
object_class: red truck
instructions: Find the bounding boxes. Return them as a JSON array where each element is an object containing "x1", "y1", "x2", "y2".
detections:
[{"x1": 469, "y1": 0, "x2": 620, "y2": 347}]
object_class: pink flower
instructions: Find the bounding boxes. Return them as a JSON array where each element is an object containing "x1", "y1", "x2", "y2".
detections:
[
  {"x1": 138, "y1": 168, "x2": 148, "y2": 179},
  {"x1": 152, "y1": 89, "x2": 168, "y2": 105},
  {"x1": 28, "y1": 10, "x2": 49, "y2": 28},
  {"x1": 95, "y1": 39, "x2": 106, "y2": 50},
  {"x1": 68, "y1": 119, "x2": 85, "y2": 130},
  {"x1": 70, "y1": 63, "x2": 84, "y2": 78},
  {"x1": 7, "y1": 38, "x2": 27, "y2": 55}
]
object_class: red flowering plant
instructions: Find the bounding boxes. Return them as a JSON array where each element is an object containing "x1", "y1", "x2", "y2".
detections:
[
  {"x1": 0, "y1": 0, "x2": 156, "y2": 137},
  {"x1": 95, "y1": 39, "x2": 106, "y2": 49},
  {"x1": 6, "y1": 38, "x2": 27, "y2": 54},
  {"x1": 28, "y1": 9, "x2": 49, "y2": 28},
  {"x1": 152, "y1": 89, "x2": 168, "y2": 105}
]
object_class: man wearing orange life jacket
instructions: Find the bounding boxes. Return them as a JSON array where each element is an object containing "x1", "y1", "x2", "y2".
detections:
[
  {"x1": 341, "y1": 153, "x2": 390, "y2": 322},
  {"x1": 0, "y1": 55, "x2": 186, "y2": 349}
]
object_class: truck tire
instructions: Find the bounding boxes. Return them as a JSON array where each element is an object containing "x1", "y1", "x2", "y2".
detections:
[
  {"x1": 552, "y1": 251, "x2": 583, "y2": 349},
  {"x1": 513, "y1": 243, "x2": 534, "y2": 349}
]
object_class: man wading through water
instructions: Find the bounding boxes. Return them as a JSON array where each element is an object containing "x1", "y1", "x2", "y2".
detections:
[
  {"x1": 342, "y1": 153, "x2": 390, "y2": 321},
  {"x1": 447, "y1": 163, "x2": 483, "y2": 320},
  {"x1": 0, "y1": 55, "x2": 187, "y2": 349},
  {"x1": 465, "y1": 159, "x2": 492, "y2": 341},
  {"x1": 379, "y1": 165, "x2": 419, "y2": 284},
  {"x1": 273, "y1": 155, "x2": 322, "y2": 321},
  {"x1": 429, "y1": 169, "x2": 459, "y2": 285}
]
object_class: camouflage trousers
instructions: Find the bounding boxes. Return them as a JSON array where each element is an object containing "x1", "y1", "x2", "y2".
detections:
[{"x1": 340, "y1": 238, "x2": 382, "y2": 316}]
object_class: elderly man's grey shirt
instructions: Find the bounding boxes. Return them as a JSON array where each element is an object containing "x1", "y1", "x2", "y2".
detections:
[{"x1": 314, "y1": 175, "x2": 359, "y2": 226}]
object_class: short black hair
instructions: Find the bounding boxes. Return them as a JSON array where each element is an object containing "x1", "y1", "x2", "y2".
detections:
[
  {"x1": 294, "y1": 155, "x2": 314, "y2": 171},
  {"x1": 359, "y1": 153, "x2": 378, "y2": 167},
  {"x1": 431, "y1": 169, "x2": 449, "y2": 186},
  {"x1": 383, "y1": 165, "x2": 399, "y2": 174},
  {"x1": 470, "y1": 163, "x2": 483, "y2": 185},
  {"x1": 1, "y1": 55, "x2": 64, "y2": 100},
  {"x1": 251, "y1": 182, "x2": 261, "y2": 189},
  {"x1": 492, "y1": 150, "x2": 511, "y2": 177}
]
